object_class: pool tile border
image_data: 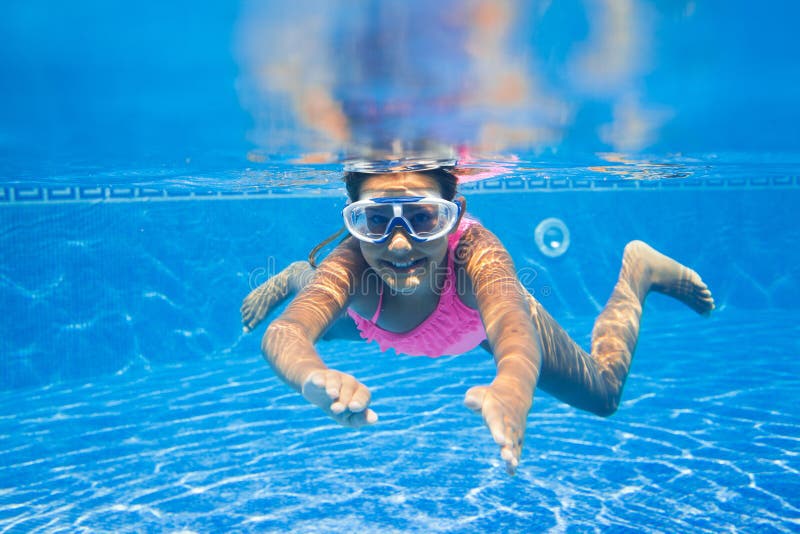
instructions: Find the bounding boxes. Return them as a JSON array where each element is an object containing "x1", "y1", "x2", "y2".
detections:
[{"x1": 1, "y1": 175, "x2": 797, "y2": 205}]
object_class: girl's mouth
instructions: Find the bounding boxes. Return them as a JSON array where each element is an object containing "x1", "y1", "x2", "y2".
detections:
[{"x1": 381, "y1": 257, "x2": 426, "y2": 274}]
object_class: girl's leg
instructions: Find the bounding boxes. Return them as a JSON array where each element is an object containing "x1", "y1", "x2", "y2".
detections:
[
  {"x1": 241, "y1": 261, "x2": 315, "y2": 332},
  {"x1": 241, "y1": 260, "x2": 362, "y2": 340},
  {"x1": 530, "y1": 240, "x2": 714, "y2": 416}
]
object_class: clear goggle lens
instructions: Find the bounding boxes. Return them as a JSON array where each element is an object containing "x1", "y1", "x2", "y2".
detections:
[{"x1": 343, "y1": 197, "x2": 460, "y2": 243}]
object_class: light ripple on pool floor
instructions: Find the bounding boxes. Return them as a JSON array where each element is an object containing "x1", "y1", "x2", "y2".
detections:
[{"x1": 0, "y1": 309, "x2": 798, "y2": 532}]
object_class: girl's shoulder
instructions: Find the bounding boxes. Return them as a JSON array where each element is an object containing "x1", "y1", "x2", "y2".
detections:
[
  {"x1": 452, "y1": 217, "x2": 515, "y2": 275},
  {"x1": 452, "y1": 217, "x2": 512, "y2": 308},
  {"x1": 454, "y1": 217, "x2": 502, "y2": 250}
]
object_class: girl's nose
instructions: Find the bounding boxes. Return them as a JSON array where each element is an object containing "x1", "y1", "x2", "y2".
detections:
[{"x1": 387, "y1": 229, "x2": 413, "y2": 254}]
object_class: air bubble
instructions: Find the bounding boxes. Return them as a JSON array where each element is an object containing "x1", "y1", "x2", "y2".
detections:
[{"x1": 534, "y1": 218, "x2": 570, "y2": 258}]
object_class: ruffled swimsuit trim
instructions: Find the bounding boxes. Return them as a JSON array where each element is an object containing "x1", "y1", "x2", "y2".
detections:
[{"x1": 347, "y1": 217, "x2": 487, "y2": 357}]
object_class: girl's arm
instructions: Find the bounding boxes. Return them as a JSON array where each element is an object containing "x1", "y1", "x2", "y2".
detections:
[
  {"x1": 460, "y1": 224, "x2": 543, "y2": 474},
  {"x1": 262, "y1": 237, "x2": 377, "y2": 427}
]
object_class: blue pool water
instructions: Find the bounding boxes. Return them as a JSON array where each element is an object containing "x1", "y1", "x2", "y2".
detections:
[
  {"x1": 0, "y1": 309, "x2": 797, "y2": 532},
  {"x1": 2, "y1": 1, "x2": 800, "y2": 532},
  {"x1": 2, "y1": 177, "x2": 799, "y2": 532}
]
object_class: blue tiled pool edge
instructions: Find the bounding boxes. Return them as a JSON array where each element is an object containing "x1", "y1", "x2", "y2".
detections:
[{"x1": 0, "y1": 175, "x2": 798, "y2": 205}]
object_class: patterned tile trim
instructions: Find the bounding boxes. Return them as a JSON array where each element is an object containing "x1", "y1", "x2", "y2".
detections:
[{"x1": 0, "y1": 176, "x2": 796, "y2": 205}]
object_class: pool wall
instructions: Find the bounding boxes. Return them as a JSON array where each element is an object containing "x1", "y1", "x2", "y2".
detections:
[{"x1": 1, "y1": 178, "x2": 797, "y2": 390}]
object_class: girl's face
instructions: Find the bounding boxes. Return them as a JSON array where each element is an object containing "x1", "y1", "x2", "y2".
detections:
[{"x1": 357, "y1": 173, "x2": 457, "y2": 295}]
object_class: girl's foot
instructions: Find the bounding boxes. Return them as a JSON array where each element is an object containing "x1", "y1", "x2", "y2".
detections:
[
  {"x1": 241, "y1": 261, "x2": 313, "y2": 332},
  {"x1": 625, "y1": 240, "x2": 715, "y2": 315}
]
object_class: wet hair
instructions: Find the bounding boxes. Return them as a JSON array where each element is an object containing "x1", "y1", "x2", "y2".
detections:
[
  {"x1": 308, "y1": 167, "x2": 460, "y2": 267},
  {"x1": 344, "y1": 167, "x2": 458, "y2": 201}
]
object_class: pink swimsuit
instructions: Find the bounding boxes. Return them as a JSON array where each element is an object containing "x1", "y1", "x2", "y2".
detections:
[{"x1": 347, "y1": 218, "x2": 487, "y2": 357}]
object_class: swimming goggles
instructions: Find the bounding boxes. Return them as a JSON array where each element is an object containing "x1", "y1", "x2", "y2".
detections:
[{"x1": 342, "y1": 196, "x2": 461, "y2": 244}]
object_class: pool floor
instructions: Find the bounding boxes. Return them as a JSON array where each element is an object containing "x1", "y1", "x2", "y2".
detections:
[{"x1": 1, "y1": 309, "x2": 798, "y2": 532}]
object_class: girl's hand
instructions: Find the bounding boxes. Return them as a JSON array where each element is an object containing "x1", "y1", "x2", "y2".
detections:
[
  {"x1": 464, "y1": 379, "x2": 532, "y2": 475},
  {"x1": 301, "y1": 369, "x2": 378, "y2": 428}
]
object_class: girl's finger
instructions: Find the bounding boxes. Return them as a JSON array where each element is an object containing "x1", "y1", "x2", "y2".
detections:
[
  {"x1": 325, "y1": 372, "x2": 342, "y2": 400},
  {"x1": 348, "y1": 385, "x2": 371, "y2": 412},
  {"x1": 464, "y1": 385, "x2": 488, "y2": 412},
  {"x1": 337, "y1": 377, "x2": 357, "y2": 407}
]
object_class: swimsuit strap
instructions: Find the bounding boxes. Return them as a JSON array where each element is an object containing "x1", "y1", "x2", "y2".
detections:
[
  {"x1": 346, "y1": 216, "x2": 486, "y2": 357},
  {"x1": 367, "y1": 216, "x2": 472, "y2": 327},
  {"x1": 370, "y1": 282, "x2": 384, "y2": 323}
]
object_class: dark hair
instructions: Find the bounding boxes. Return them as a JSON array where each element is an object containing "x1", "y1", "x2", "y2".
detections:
[
  {"x1": 308, "y1": 167, "x2": 460, "y2": 267},
  {"x1": 344, "y1": 167, "x2": 458, "y2": 201}
]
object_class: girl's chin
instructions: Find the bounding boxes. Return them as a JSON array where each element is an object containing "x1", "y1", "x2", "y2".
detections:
[{"x1": 380, "y1": 272, "x2": 422, "y2": 294}]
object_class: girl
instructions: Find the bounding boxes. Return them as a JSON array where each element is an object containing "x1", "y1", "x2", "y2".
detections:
[{"x1": 241, "y1": 167, "x2": 714, "y2": 474}]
